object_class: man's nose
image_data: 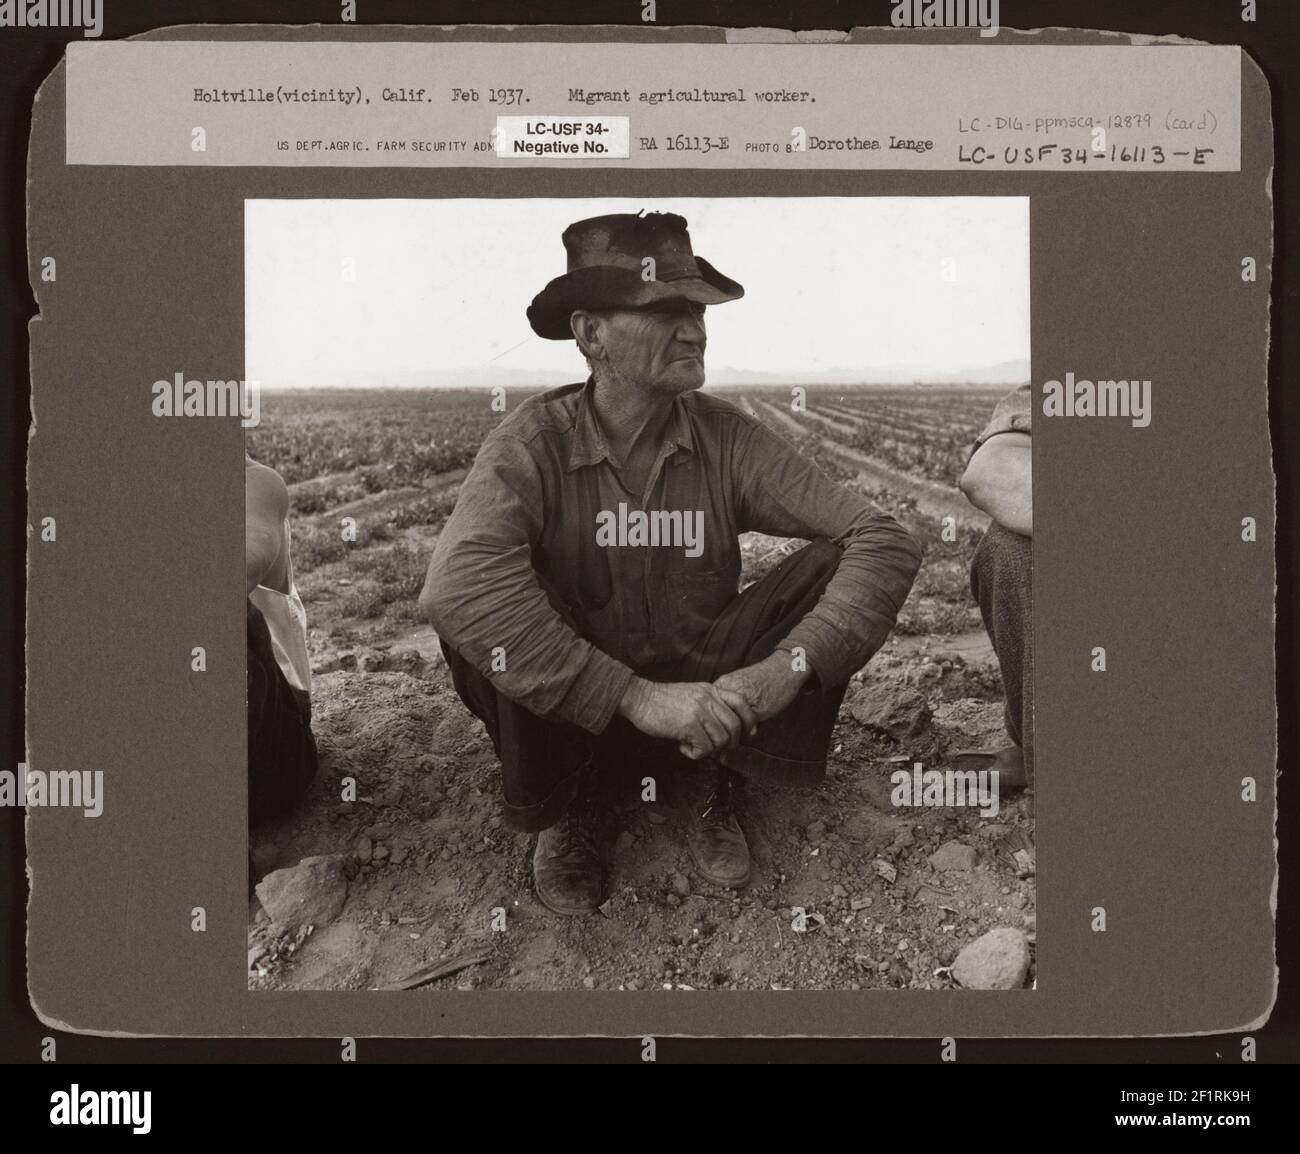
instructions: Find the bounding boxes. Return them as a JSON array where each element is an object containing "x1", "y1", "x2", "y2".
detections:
[{"x1": 676, "y1": 312, "x2": 706, "y2": 344}]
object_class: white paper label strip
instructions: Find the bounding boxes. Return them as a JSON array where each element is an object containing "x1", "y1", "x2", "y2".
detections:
[{"x1": 495, "y1": 116, "x2": 631, "y2": 159}]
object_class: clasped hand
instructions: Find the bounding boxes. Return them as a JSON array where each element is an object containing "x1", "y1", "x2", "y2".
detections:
[{"x1": 618, "y1": 650, "x2": 810, "y2": 761}]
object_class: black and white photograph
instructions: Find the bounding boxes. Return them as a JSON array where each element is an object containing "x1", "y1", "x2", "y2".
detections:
[
  {"x1": 244, "y1": 196, "x2": 1035, "y2": 991},
  {"x1": 7, "y1": 0, "x2": 1289, "y2": 1116}
]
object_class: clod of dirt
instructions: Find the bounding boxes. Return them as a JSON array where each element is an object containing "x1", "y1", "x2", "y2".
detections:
[
  {"x1": 671, "y1": 872, "x2": 691, "y2": 897},
  {"x1": 355, "y1": 648, "x2": 389, "y2": 674},
  {"x1": 952, "y1": 927, "x2": 1030, "y2": 990},
  {"x1": 255, "y1": 855, "x2": 350, "y2": 931},
  {"x1": 928, "y1": 840, "x2": 979, "y2": 872},
  {"x1": 888, "y1": 960, "x2": 912, "y2": 986},
  {"x1": 891, "y1": 829, "x2": 915, "y2": 852},
  {"x1": 914, "y1": 661, "x2": 943, "y2": 686},
  {"x1": 930, "y1": 699, "x2": 1008, "y2": 748},
  {"x1": 847, "y1": 681, "x2": 933, "y2": 740}
]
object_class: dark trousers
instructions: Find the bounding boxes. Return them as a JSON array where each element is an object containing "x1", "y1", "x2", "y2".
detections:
[
  {"x1": 248, "y1": 601, "x2": 318, "y2": 826},
  {"x1": 443, "y1": 539, "x2": 849, "y2": 832},
  {"x1": 970, "y1": 522, "x2": 1034, "y2": 780}
]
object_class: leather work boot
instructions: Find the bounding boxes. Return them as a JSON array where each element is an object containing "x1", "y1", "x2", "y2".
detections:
[
  {"x1": 686, "y1": 766, "x2": 751, "y2": 889},
  {"x1": 533, "y1": 801, "x2": 604, "y2": 915}
]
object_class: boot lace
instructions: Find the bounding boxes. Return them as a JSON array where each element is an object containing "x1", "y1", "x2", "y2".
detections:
[
  {"x1": 553, "y1": 802, "x2": 598, "y2": 861},
  {"x1": 698, "y1": 769, "x2": 739, "y2": 828}
]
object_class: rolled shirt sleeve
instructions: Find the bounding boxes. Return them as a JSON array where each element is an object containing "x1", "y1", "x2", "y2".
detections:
[
  {"x1": 422, "y1": 432, "x2": 634, "y2": 734},
  {"x1": 734, "y1": 421, "x2": 924, "y2": 687}
]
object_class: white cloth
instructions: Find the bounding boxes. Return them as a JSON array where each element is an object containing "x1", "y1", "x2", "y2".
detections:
[{"x1": 248, "y1": 516, "x2": 311, "y2": 694}]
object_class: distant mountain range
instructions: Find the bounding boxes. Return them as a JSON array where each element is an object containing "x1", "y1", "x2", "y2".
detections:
[
  {"x1": 700, "y1": 359, "x2": 1031, "y2": 388},
  {"x1": 268, "y1": 359, "x2": 1030, "y2": 391}
]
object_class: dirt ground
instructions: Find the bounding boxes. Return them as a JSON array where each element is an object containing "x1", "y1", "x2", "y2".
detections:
[
  {"x1": 248, "y1": 626, "x2": 1036, "y2": 992},
  {"x1": 247, "y1": 392, "x2": 1036, "y2": 992}
]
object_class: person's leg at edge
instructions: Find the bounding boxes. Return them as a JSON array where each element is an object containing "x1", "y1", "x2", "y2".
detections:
[
  {"x1": 970, "y1": 521, "x2": 1034, "y2": 788},
  {"x1": 248, "y1": 602, "x2": 319, "y2": 892}
]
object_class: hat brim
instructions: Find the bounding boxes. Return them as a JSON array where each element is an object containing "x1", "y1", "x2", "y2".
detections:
[{"x1": 527, "y1": 256, "x2": 744, "y2": 340}]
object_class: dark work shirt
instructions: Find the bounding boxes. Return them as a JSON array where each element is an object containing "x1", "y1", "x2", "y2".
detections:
[{"x1": 424, "y1": 379, "x2": 923, "y2": 734}]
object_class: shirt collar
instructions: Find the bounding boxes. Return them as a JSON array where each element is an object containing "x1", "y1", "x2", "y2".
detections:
[{"x1": 566, "y1": 377, "x2": 696, "y2": 473}]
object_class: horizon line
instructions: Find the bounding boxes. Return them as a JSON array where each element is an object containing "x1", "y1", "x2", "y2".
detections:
[{"x1": 253, "y1": 379, "x2": 1029, "y2": 392}]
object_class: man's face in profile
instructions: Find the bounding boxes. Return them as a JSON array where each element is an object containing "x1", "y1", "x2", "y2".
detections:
[{"x1": 599, "y1": 299, "x2": 708, "y2": 395}]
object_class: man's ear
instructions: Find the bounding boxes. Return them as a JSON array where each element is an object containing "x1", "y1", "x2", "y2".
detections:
[{"x1": 570, "y1": 310, "x2": 604, "y2": 360}]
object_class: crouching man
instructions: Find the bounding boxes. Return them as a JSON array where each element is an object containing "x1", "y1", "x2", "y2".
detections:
[{"x1": 420, "y1": 211, "x2": 922, "y2": 914}]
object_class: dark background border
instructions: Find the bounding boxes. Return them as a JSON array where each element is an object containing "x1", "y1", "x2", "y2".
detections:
[{"x1": 3, "y1": 0, "x2": 1297, "y2": 1064}]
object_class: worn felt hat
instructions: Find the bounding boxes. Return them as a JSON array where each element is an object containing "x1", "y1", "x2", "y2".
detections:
[{"x1": 526, "y1": 211, "x2": 744, "y2": 340}]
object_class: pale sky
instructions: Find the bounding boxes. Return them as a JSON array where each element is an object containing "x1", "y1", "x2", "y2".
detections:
[{"x1": 245, "y1": 196, "x2": 1029, "y2": 388}]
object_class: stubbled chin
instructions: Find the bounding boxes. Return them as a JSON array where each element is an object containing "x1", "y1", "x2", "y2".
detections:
[
  {"x1": 669, "y1": 365, "x2": 706, "y2": 392},
  {"x1": 628, "y1": 362, "x2": 704, "y2": 394}
]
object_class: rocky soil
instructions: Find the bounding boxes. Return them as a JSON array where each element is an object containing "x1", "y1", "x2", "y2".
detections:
[{"x1": 248, "y1": 634, "x2": 1035, "y2": 993}]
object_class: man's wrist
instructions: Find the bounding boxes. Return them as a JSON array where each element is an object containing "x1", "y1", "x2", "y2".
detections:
[
  {"x1": 768, "y1": 649, "x2": 813, "y2": 687},
  {"x1": 617, "y1": 675, "x2": 654, "y2": 720}
]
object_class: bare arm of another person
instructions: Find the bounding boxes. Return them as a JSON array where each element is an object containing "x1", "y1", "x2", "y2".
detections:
[
  {"x1": 959, "y1": 432, "x2": 1032, "y2": 538},
  {"x1": 246, "y1": 461, "x2": 289, "y2": 597}
]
